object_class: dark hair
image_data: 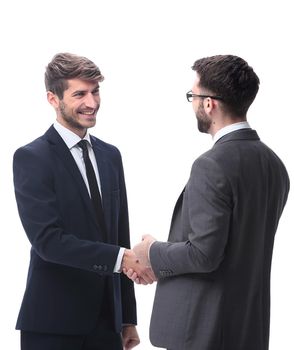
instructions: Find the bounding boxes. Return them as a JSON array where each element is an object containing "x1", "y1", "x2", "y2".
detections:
[
  {"x1": 192, "y1": 55, "x2": 260, "y2": 117},
  {"x1": 45, "y1": 52, "x2": 104, "y2": 99}
]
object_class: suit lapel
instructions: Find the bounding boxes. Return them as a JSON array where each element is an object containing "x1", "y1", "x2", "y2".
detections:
[
  {"x1": 170, "y1": 187, "x2": 185, "y2": 228},
  {"x1": 91, "y1": 138, "x2": 112, "y2": 242},
  {"x1": 44, "y1": 126, "x2": 99, "y2": 230}
]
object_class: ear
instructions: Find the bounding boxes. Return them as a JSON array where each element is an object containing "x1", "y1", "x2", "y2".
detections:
[
  {"x1": 203, "y1": 97, "x2": 216, "y2": 114},
  {"x1": 47, "y1": 91, "x2": 60, "y2": 109}
]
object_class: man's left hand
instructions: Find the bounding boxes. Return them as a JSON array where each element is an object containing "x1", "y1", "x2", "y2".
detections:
[{"x1": 122, "y1": 325, "x2": 140, "y2": 349}]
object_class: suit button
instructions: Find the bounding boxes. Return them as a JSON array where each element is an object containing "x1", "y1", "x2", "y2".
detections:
[{"x1": 93, "y1": 264, "x2": 103, "y2": 271}]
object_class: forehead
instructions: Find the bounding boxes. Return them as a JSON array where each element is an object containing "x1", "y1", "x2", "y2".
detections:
[{"x1": 66, "y1": 78, "x2": 99, "y2": 92}]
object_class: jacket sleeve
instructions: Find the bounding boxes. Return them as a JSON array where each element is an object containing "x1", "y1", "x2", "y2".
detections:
[
  {"x1": 150, "y1": 155, "x2": 233, "y2": 278},
  {"x1": 13, "y1": 145, "x2": 120, "y2": 275}
]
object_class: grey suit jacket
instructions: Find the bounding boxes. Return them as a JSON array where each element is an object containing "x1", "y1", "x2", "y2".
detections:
[{"x1": 149, "y1": 129, "x2": 289, "y2": 350}]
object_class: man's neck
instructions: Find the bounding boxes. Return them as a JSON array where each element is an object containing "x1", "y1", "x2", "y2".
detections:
[
  {"x1": 55, "y1": 118, "x2": 87, "y2": 139},
  {"x1": 209, "y1": 116, "x2": 247, "y2": 138}
]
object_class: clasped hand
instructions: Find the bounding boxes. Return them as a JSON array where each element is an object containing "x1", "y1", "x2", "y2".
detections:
[{"x1": 122, "y1": 234, "x2": 157, "y2": 285}]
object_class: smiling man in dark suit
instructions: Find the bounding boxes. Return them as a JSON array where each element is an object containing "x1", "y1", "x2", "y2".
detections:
[
  {"x1": 126, "y1": 55, "x2": 290, "y2": 350},
  {"x1": 13, "y1": 52, "x2": 154, "y2": 350}
]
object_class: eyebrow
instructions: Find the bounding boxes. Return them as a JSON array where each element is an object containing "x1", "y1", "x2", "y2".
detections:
[{"x1": 71, "y1": 85, "x2": 100, "y2": 96}]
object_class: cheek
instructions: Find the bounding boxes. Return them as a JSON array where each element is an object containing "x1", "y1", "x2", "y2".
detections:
[
  {"x1": 192, "y1": 101, "x2": 198, "y2": 112},
  {"x1": 70, "y1": 102, "x2": 81, "y2": 113},
  {"x1": 94, "y1": 95, "x2": 101, "y2": 104}
]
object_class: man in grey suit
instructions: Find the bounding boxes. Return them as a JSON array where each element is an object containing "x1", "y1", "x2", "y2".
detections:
[{"x1": 125, "y1": 55, "x2": 290, "y2": 350}]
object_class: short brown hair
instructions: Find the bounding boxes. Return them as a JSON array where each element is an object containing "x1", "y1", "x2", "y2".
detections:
[
  {"x1": 45, "y1": 52, "x2": 104, "y2": 99},
  {"x1": 192, "y1": 55, "x2": 260, "y2": 117}
]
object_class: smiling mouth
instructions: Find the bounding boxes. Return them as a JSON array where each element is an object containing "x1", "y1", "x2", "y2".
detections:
[{"x1": 78, "y1": 110, "x2": 96, "y2": 116}]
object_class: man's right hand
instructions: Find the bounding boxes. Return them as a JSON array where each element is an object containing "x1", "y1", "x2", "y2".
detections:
[{"x1": 121, "y1": 249, "x2": 156, "y2": 285}]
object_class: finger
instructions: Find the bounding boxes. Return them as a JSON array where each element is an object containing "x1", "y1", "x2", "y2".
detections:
[
  {"x1": 138, "y1": 277, "x2": 148, "y2": 285},
  {"x1": 145, "y1": 268, "x2": 157, "y2": 283},
  {"x1": 129, "y1": 273, "x2": 138, "y2": 282},
  {"x1": 139, "y1": 272, "x2": 154, "y2": 285},
  {"x1": 148, "y1": 268, "x2": 157, "y2": 281},
  {"x1": 126, "y1": 339, "x2": 140, "y2": 350},
  {"x1": 126, "y1": 269, "x2": 134, "y2": 278},
  {"x1": 126, "y1": 271, "x2": 139, "y2": 282},
  {"x1": 138, "y1": 265, "x2": 154, "y2": 283}
]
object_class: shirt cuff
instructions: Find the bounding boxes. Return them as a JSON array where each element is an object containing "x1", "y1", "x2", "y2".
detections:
[
  {"x1": 148, "y1": 240, "x2": 156, "y2": 265},
  {"x1": 113, "y1": 247, "x2": 125, "y2": 273}
]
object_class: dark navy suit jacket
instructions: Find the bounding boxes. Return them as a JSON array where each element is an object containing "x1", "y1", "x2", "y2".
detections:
[{"x1": 13, "y1": 125, "x2": 136, "y2": 334}]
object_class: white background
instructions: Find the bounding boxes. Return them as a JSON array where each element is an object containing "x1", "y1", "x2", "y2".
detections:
[{"x1": 0, "y1": 0, "x2": 293, "y2": 349}]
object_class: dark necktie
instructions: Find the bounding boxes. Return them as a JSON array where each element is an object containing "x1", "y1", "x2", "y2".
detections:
[{"x1": 78, "y1": 140, "x2": 107, "y2": 241}]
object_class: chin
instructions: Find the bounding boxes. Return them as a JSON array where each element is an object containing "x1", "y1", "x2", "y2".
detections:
[{"x1": 83, "y1": 120, "x2": 96, "y2": 128}]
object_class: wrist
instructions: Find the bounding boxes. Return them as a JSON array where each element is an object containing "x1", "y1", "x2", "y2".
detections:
[{"x1": 121, "y1": 249, "x2": 137, "y2": 270}]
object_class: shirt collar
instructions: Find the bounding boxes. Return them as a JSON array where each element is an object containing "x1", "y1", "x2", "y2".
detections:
[
  {"x1": 53, "y1": 120, "x2": 92, "y2": 149},
  {"x1": 213, "y1": 121, "x2": 251, "y2": 144}
]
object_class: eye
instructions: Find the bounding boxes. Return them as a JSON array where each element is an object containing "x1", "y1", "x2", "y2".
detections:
[
  {"x1": 92, "y1": 88, "x2": 100, "y2": 95},
  {"x1": 73, "y1": 91, "x2": 85, "y2": 98}
]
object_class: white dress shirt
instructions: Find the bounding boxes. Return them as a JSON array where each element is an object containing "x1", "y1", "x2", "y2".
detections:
[
  {"x1": 53, "y1": 121, "x2": 124, "y2": 273},
  {"x1": 213, "y1": 121, "x2": 251, "y2": 143}
]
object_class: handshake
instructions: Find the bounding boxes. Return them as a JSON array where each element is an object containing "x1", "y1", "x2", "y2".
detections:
[{"x1": 121, "y1": 234, "x2": 157, "y2": 285}]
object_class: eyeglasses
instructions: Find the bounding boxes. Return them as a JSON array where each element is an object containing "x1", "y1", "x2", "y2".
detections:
[{"x1": 186, "y1": 90, "x2": 223, "y2": 102}]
